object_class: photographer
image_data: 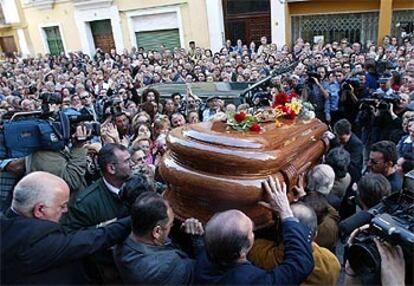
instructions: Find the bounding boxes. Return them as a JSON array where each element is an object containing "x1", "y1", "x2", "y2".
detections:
[
  {"x1": 345, "y1": 229, "x2": 405, "y2": 286},
  {"x1": 371, "y1": 89, "x2": 410, "y2": 144},
  {"x1": 27, "y1": 124, "x2": 90, "y2": 193},
  {"x1": 302, "y1": 67, "x2": 329, "y2": 121}
]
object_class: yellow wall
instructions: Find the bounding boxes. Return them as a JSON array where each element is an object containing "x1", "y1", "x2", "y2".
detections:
[
  {"x1": 21, "y1": 0, "x2": 211, "y2": 55},
  {"x1": 286, "y1": 0, "x2": 414, "y2": 45},
  {"x1": 393, "y1": 0, "x2": 414, "y2": 9},
  {"x1": 116, "y1": 0, "x2": 210, "y2": 50},
  {"x1": 22, "y1": 2, "x2": 81, "y2": 54},
  {"x1": 288, "y1": 0, "x2": 380, "y2": 16}
]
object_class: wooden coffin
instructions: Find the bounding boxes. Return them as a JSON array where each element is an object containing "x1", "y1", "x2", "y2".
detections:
[{"x1": 158, "y1": 118, "x2": 328, "y2": 229}]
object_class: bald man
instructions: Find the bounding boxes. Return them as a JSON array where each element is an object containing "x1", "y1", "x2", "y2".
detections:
[
  {"x1": 249, "y1": 203, "x2": 341, "y2": 286},
  {"x1": 194, "y1": 176, "x2": 314, "y2": 285},
  {"x1": 0, "y1": 171, "x2": 131, "y2": 285}
]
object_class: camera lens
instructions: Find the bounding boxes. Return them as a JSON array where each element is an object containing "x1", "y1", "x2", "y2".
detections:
[{"x1": 347, "y1": 240, "x2": 381, "y2": 275}]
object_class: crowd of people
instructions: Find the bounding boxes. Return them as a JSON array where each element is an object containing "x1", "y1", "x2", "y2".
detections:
[{"x1": 0, "y1": 33, "x2": 413, "y2": 285}]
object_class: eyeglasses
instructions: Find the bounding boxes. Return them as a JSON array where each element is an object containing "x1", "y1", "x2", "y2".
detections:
[
  {"x1": 368, "y1": 158, "x2": 383, "y2": 165},
  {"x1": 80, "y1": 94, "x2": 90, "y2": 99}
]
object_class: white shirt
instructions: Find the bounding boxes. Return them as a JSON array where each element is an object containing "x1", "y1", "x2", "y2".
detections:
[
  {"x1": 103, "y1": 177, "x2": 120, "y2": 196},
  {"x1": 403, "y1": 136, "x2": 413, "y2": 144}
]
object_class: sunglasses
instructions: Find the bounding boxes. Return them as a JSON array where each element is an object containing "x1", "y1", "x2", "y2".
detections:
[{"x1": 80, "y1": 95, "x2": 90, "y2": 99}]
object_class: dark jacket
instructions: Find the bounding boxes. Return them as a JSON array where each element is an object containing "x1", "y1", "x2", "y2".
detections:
[
  {"x1": 60, "y1": 178, "x2": 128, "y2": 283},
  {"x1": 194, "y1": 220, "x2": 314, "y2": 285},
  {"x1": 114, "y1": 236, "x2": 195, "y2": 285},
  {"x1": 61, "y1": 178, "x2": 127, "y2": 230},
  {"x1": 0, "y1": 209, "x2": 130, "y2": 285},
  {"x1": 331, "y1": 134, "x2": 363, "y2": 182}
]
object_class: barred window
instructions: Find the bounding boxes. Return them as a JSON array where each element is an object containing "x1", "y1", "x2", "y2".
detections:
[{"x1": 292, "y1": 12, "x2": 379, "y2": 46}]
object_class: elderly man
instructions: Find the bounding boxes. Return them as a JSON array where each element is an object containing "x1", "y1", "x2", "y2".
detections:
[
  {"x1": 303, "y1": 164, "x2": 340, "y2": 252},
  {"x1": 249, "y1": 203, "x2": 341, "y2": 286},
  {"x1": 0, "y1": 172, "x2": 130, "y2": 284},
  {"x1": 306, "y1": 164, "x2": 340, "y2": 209},
  {"x1": 194, "y1": 176, "x2": 314, "y2": 285},
  {"x1": 114, "y1": 192, "x2": 203, "y2": 284}
]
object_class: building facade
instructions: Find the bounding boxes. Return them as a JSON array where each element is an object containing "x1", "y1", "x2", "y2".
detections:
[
  {"x1": 0, "y1": 0, "x2": 31, "y2": 57},
  {"x1": 2, "y1": 0, "x2": 413, "y2": 57}
]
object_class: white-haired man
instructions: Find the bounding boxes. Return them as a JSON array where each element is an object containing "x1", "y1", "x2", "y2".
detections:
[{"x1": 0, "y1": 171, "x2": 130, "y2": 284}]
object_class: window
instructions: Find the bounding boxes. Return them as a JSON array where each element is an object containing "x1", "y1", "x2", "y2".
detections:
[
  {"x1": 43, "y1": 26, "x2": 64, "y2": 55},
  {"x1": 392, "y1": 10, "x2": 414, "y2": 42},
  {"x1": 135, "y1": 29, "x2": 180, "y2": 51},
  {"x1": 292, "y1": 12, "x2": 379, "y2": 46}
]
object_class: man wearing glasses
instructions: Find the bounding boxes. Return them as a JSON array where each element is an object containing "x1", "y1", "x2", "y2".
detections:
[
  {"x1": 368, "y1": 140, "x2": 403, "y2": 193},
  {"x1": 79, "y1": 91, "x2": 98, "y2": 121}
]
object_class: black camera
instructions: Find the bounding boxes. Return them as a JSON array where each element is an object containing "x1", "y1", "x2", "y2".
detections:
[
  {"x1": 64, "y1": 109, "x2": 101, "y2": 140},
  {"x1": 39, "y1": 92, "x2": 62, "y2": 105},
  {"x1": 343, "y1": 78, "x2": 360, "y2": 91},
  {"x1": 306, "y1": 71, "x2": 320, "y2": 85},
  {"x1": 346, "y1": 179, "x2": 414, "y2": 285},
  {"x1": 252, "y1": 91, "x2": 271, "y2": 107},
  {"x1": 102, "y1": 97, "x2": 123, "y2": 119}
]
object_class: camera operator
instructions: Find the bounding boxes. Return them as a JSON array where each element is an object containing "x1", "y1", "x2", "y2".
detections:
[
  {"x1": 302, "y1": 66, "x2": 329, "y2": 121},
  {"x1": 26, "y1": 124, "x2": 90, "y2": 193},
  {"x1": 371, "y1": 90, "x2": 410, "y2": 144},
  {"x1": 344, "y1": 229, "x2": 405, "y2": 286},
  {"x1": 338, "y1": 70, "x2": 364, "y2": 125}
]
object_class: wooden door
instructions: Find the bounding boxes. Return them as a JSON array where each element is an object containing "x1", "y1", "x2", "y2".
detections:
[
  {"x1": 90, "y1": 20, "x2": 115, "y2": 53},
  {"x1": 0, "y1": 36, "x2": 17, "y2": 57},
  {"x1": 223, "y1": 0, "x2": 271, "y2": 46}
]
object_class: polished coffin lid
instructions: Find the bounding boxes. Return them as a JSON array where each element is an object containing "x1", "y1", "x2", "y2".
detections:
[{"x1": 159, "y1": 118, "x2": 328, "y2": 228}]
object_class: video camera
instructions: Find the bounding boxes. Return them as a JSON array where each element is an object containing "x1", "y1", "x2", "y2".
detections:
[
  {"x1": 306, "y1": 71, "x2": 320, "y2": 85},
  {"x1": 359, "y1": 90, "x2": 401, "y2": 110},
  {"x1": 342, "y1": 77, "x2": 360, "y2": 91},
  {"x1": 0, "y1": 93, "x2": 100, "y2": 158},
  {"x1": 345, "y1": 171, "x2": 414, "y2": 285}
]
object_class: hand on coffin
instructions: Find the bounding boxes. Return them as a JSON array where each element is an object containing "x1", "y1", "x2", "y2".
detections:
[
  {"x1": 181, "y1": 218, "x2": 204, "y2": 236},
  {"x1": 259, "y1": 176, "x2": 294, "y2": 220},
  {"x1": 291, "y1": 174, "x2": 307, "y2": 202}
]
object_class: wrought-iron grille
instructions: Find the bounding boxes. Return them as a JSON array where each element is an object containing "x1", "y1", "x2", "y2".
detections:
[
  {"x1": 391, "y1": 10, "x2": 414, "y2": 41},
  {"x1": 291, "y1": 12, "x2": 379, "y2": 46}
]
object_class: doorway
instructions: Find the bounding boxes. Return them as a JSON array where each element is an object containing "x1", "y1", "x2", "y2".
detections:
[
  {"x1": 0, "y1": 36, "x2": 17, "y2": 57},
  {"x1": 223, "y1": 0, "x2": 271, "y2": 47},
  {"x1": 90, "y1": 20, "x2": 115, "y2": 53}
]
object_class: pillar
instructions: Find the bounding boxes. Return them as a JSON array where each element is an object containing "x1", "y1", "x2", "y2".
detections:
[
  {"x1": 271, "y1": 0, "x2": 287, "y2": 48},
  {"x1": 377, "y1": 0, "x2": 393, "y2": 44}
]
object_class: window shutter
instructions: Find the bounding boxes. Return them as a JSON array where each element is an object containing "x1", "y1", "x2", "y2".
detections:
[
  {"x1": 44, "y1": 26, "x2": 65, "y2": 55},
  {"x1": 136, "y1": 29, "x2": 180, "y2": 51}
]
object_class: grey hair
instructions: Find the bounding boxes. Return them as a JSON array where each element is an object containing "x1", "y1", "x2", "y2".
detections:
[
  {"x1": 11, "y1": 174, "x2": 56, "y2": 216},
  {"x1": 307, "y1": 164, "x2": 335, "y2": 195}
]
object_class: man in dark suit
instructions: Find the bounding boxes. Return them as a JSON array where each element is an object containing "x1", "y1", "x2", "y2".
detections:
[
  {"x1": 0, "y1": 171, "x2": 130, "y2": 285},
  {"x1": 194, "y1": 176, "x2": 314, "y2": 285},
  {"x1": 333, "y1": 119, "x2": 364, "y2": 183}
]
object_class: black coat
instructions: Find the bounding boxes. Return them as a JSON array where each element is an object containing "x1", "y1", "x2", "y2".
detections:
[{"x1": 0, "y1": 209, "x2": 130, "y2": 285}]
